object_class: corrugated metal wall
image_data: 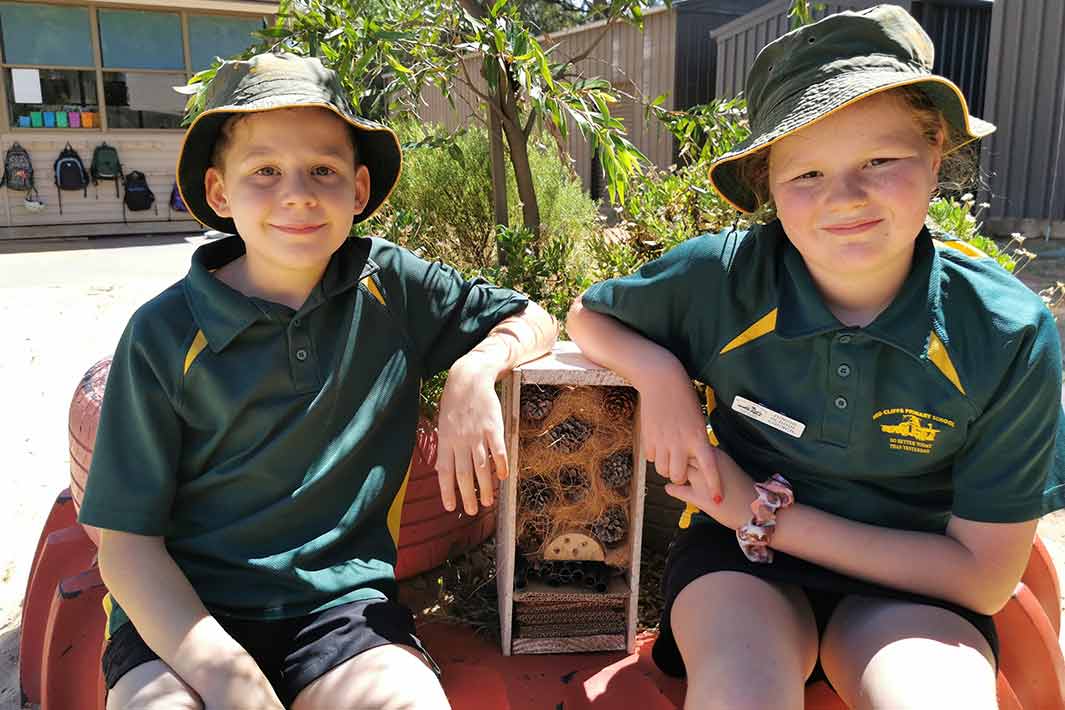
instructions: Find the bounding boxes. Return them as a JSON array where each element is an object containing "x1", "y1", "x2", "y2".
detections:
[
  {"x1": 910, "y1": 0, "x2": 992, "y2": 119},
  {"x1": 711, "y1": 0, "x2": 910, "y2": 99},
  {"x1": 982, "y1": 0, "x2": 1065, "y2": 233},
  {"x1": 672, "y1": 0, "x2": 772, "y2": 111},
  {"x1": 418, "y1": 8, "x2": 676, "y2": 194}
]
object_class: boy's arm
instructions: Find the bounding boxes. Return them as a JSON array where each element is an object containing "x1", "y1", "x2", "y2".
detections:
[
  {"x1": 435, "y1": 301, "x2": 558, "y2": 515},
  {"x1": 567, "y1": 297, "x2": 722, "y2": 500},
  {"x1": 98, "y1": 529, "x2": 283, "y2": 708}
]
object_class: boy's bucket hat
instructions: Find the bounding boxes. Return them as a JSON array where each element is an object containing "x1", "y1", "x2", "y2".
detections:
[
  {"x1": 709, "y1": 4, "x2": 995, "y2": 214},
  {"x1": 176, "y1": 52, "x2": 401, "y2": 234}
]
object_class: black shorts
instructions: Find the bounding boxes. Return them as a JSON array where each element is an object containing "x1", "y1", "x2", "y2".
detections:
[
  {"x1": 102, "y1": 597, "x2": 440, "y2": 706},
  {"x1": 652, "y1": 520, "x2": 999, "y2": 681}
]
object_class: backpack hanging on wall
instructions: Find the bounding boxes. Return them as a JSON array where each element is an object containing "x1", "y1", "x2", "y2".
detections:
[
  {"x1": 54, "y1": 143, "x2": 89, "y2": 214},
  {"x1": 169, "y1": 182, "x2": 187, "y2": 215},
  {"x1": 90, "y1": 143, "x2": 123, "y2": 198},
  {"x1": 2, "y1": 143, "x2": 34, "y2": 196},
  {"x1": 122, "y1": 170, "x2": 156, "y2": 221}
]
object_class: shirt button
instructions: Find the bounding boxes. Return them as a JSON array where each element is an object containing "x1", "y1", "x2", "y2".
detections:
[
  {"x1": 293, "y1": 318, "x2": 302, "y2": 328},
  {"x1": 295, "y1": 348, "x2": 308, "y2": 361},
  {"x1": 837, "y1": 364, "x2": 852, "y2": 378},
  {"x1": 834, "y1": 396, "x2": 848, "y2": 409},
  {"x1": 838, "y1": 334, "x2": 852, "y2": 344}
]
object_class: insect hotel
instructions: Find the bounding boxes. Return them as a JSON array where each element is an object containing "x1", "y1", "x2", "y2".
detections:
[{"x1": 496, "y1": 341, "x2": 647, "y2": 655}]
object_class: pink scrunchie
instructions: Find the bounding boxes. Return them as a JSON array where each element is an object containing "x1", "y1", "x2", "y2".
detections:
[{"x1": 736, "y1": 473, "x2": 794, "y2": 563}]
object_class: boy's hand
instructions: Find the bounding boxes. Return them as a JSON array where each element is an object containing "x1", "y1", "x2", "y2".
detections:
[
  {"x1": 666, "y1": 448, "x2": 755, "y2": 531},
  {"x1": 638, "y1": 361, "x2": 722, "y2": 503},
  {"x1": 436, "y1": 353, "x2": 508, "y2": 515}
]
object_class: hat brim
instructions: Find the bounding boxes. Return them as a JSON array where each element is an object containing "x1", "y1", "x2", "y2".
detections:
[
  {"x1": 709, "y1": 74, "x2": 996, "y2": 214},
  {"x1": 176, "y1": 99, "x2": 402, "y2": 234}
]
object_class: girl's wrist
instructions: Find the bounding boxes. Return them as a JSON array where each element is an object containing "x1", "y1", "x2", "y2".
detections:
[{"x1": 736, "y1": 473, "x2": 795, "y2": 563}]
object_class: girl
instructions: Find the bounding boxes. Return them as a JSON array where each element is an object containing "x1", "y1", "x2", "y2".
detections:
[{"x1": 568, "y1": 5, "x2": 1065, "y2": 708}]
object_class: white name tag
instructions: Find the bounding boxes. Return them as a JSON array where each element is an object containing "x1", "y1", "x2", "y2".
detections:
[{"x1": 731, "y1": 395, "x2": 806, "y2": 438}]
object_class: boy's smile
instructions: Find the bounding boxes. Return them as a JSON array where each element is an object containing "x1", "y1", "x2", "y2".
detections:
[{"x1": 204, "y1": 106, "x2": 370, "y2": 306}]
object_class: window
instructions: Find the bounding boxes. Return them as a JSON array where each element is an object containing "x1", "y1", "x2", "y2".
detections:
[
  {"x1": 6, "y1": 68, "x2": 98, "y2": 128},
  {"x1": 0, "y1": 3, "x2": 93, "y2": 67},
  {"x1": 104, "y1": 72, "x2": 186, "y2": 129},
  {"x1": 188, "y1": 15, "x2": 262, "y2": 71},
  {"x1": 0, "y1": 5, "x2": 268, "y2": 130},
  {"x1": 98, "y1": 10, "x2": 184, "y2": 71}
]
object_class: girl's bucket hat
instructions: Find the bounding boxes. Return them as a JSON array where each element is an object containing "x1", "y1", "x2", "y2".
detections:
[
  {"x1": 176, "y1": 52, "x2": 401, "y2": 234},
  {"x1": 709, "y1": 4, "x2": 995, "y2": 214}
]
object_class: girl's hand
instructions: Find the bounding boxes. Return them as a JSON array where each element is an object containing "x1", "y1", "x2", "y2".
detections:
[
  {"x1": 638, "y1": 362, "x2": 722, "y2": 502},
  {"x1": 666, "y1": 448, "x2": 756, "y2": 530},
  {"x1": 435, "y1": 353, "x2": 507, "y2": 515}
]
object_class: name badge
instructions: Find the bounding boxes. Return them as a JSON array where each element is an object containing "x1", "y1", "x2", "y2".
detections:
[{"x1": 731, "y1": 395, "x2": 805, "y2": 438}]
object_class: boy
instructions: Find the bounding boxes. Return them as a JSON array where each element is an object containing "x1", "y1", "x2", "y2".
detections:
[{"x1": 80, "y1": 52, "x2": 556, "y2": 710}]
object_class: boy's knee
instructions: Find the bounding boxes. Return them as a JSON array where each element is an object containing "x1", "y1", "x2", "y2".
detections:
[
  {"x1": 107, "y1": 661, "x2": 202, "y2": 710},
  {"x1": 292, "y1": 644, "x2": 449, "y2": 710}
]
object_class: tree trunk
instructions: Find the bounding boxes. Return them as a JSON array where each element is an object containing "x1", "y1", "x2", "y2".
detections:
[
  {"x1": 489, "y1": 103, "x2": 509, "y2": 231},
  {"x1": 498, "y1": 86, "x2": 541, "y2": 236}
]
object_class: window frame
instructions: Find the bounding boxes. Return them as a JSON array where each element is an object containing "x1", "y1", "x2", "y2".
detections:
[{"x1": 0, "y1": 1, "x2": 270, "y2": 132}]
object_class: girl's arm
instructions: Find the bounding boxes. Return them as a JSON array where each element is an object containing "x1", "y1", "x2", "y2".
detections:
[
  {"x1": 435, "y1": 301, "x2": 558, "y2": 515},
  {"x1": 97, "y1": 529, "x2": 284, "y2": 708},
  {"x1": 674, "y1": 449, "x2": 1036, "y2": 615},
  {"x1": 567, "y1": 298, "x2": 721, "y2": 501}
]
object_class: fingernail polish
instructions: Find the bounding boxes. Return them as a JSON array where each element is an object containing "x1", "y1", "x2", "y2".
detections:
[{"x1": 713, "y1": 494, "x2": 723, "y2": 505}]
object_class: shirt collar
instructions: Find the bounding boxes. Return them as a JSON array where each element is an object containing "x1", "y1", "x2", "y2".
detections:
[
  {"x1": 183, "y1": 235, "x2": 378, "y2": 352},
  {"x1": 775, "y1": 223, "x2": 940, "y2": 359}
]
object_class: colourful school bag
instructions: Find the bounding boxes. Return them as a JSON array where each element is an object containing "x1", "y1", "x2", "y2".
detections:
[
  {"x1": 54, "y1": 143, "x2": 89, "y2": 214},
  {"x1": 91, "y1": 143, "x2": 123, "y2": 198},
  {"x1": 2, "y1": 143, "x2": 34, "y2": 195}
]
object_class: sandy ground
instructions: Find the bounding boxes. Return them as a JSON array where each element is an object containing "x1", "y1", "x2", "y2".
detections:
[{"x1": 2, "y1": 233, "x2": 1065, "y2": 709}]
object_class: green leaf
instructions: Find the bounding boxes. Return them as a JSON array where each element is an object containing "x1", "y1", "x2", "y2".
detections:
[
  {"x1": 386, "y1": 54, "x2": 412, "y2": 74},
  {"x1": 491, "y1": 0, "x2": 508, "y2": 17}
]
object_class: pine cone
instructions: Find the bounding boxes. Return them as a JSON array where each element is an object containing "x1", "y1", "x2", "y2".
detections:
[
  {"x1": 549, "y1": 416, "x2": 593, "y2": 454},
  {"x1": 591, "y1": 505, "x2": 628, "y2": 547},
  {"x1": 521, "y1": 385, "x2": 560, "y2": 423},
  {"x1": 518, "y1": 514, "x2": 551, "y2": 554},
  {"x1": 558, "y1": 465, "x2": 590, "y2": 503},
  {"x1": 603, "y1": 387, "x2": 637, "y2": 420},
  {"x1": 518, "y1": 474, "x2": 556, "y2": 512},
  {"x1": 600, "y1": 451, "x2": 633, "y2": 491}
]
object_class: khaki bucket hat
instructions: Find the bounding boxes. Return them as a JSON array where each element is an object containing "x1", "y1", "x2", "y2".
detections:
[
  {"x1": 176, "y1": 52, "x2": 401, "y2": 234},
  {"x1": 709, "y1": 4, "x2": 995, "y2": 214}
]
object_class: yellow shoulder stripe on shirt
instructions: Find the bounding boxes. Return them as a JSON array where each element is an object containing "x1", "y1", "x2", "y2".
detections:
[
  {"x1": 183, "y1": 329, "x2": 208, "y2": 376},
  {"x1": 362, "y1": 276, "x2": 385, "y2": 305},
  {"x1": 101, "y1": 592, "x2": 115, "y2": 640},
  {"x1": 936, "y1": 239, "x2": 988, "y2": 259},
  {"x1": 928, "y1": 331, "x2": 965, "y2": 395},
  {"x1": 720, "y1": 308, "x2": 778, "y2": 355}
]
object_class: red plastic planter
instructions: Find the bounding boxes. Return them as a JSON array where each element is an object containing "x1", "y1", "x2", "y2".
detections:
[{"x1": 67, "y1": 358, "x2": 496, "y2": 579}]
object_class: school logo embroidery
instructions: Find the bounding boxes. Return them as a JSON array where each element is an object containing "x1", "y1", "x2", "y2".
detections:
[{"x1": 872, "y1": 408, "x2": 955, "y2": 455}]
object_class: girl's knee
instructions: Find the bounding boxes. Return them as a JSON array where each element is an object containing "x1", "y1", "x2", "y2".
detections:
[
  {"x1": 821, "y1": 597, "x2": 996, "y2": 709},
  {"x1": 671, "y1": 573, "x2": 817, "y2": 709}
]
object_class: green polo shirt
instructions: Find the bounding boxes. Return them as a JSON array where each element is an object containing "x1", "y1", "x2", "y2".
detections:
[
  {"x1": 80, "y1": 235, "x2": 528, "y2": 637},
  {"x1": 582, "y1": 220, "x2": 1065, "y2": 532}
]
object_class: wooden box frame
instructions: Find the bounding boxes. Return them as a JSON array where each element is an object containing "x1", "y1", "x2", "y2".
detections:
[{"x1": 496, "y1": 341, "x2": 647, "y2": 655}]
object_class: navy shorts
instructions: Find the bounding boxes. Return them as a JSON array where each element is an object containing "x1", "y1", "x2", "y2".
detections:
[
  {"x1": 102, "y1": 597, "x2": 440, "y2": 706},
  {"x1": 652, "y1": 520, "x2": 999, "y2": 681}
]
